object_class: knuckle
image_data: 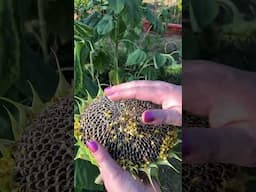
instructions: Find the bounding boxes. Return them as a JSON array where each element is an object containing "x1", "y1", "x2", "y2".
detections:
[
  {"x1": 109, "y1": 168, "x2": 124, "y2": 182},
  {"x1": 97, "y1": 152, "x2": 108, "y2": 165}
]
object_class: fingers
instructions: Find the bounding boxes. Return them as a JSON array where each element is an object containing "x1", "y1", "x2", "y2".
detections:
[
  {"x1": 104, "y1": 80, "x2": 178, "y2": 105},
  {"x1": 142, "y1": 109, "x2": 182, "y2": 126},
  {"x1": 86, "y1": 141, "x2": 155, "y2": 192},
  {"x1": 86, "y1": 140, "x2": 128, "y2": 191},
  {"x1": 182, "y1": 60, "x2": 239, "y2": 116},
  {"x1": 86, "y1": 141, "x2": 123, "y2": 176},
  {"x1": 106, "y1": 86, "x2": 164, "y2": 105},
  {"x1": 105, "y1": 80, "x2": 169, "y2": 93},
  {"x1": 183, "y1": 127, "x2": 256, "y2": 167}
]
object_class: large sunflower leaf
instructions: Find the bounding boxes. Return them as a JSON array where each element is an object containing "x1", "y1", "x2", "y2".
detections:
[
  {"x1": 75, "y1": 159, "x2": 103, "y2": 191},
  {"x1": 108, "y1": 0, "x2": 125, "y2": 14},
  {"x1": 96, "y1": 15, "x2": 114, "y2": 35}
]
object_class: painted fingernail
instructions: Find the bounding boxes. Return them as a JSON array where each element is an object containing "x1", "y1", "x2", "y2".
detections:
[
  {"x1": 86, "y1": 141, "x2": 98, "y2": 153},
  {"x1": 104, "y1": 87, "x2": 112, "y2": 92},
  {"x1": 144, "y1": 111, "x2": 155, "y2": 122}
]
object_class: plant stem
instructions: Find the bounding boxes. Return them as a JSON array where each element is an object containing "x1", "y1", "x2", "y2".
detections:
[
  {"x1": 114, "y1": 16, "x2": 119, "y2": 70},
  {"x1": 113, "y1": 15, "x2": 120, "y2": 84},
  {"x1": 38, "y1": 0, "x2": 48, "y2": 64},
  {"x1": 120, "y1": 39, "x2": 139, "y2": 49},
  {"x1": 86, "y1": 40, "x2": 95, "y2": 79}
]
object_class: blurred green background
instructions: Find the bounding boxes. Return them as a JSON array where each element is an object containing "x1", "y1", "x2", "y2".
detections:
[{"x1": 0, "y1": 0, "x2": 73, "y2": 140}]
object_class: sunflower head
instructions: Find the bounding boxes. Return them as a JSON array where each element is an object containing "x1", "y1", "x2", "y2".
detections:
[{"x1": 75, "y1": 87, "x2": 181, "y2": 190}]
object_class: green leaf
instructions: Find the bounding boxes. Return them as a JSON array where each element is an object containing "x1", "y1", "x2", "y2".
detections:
[
  {"x1": 157, "y1": 160, "x2": 179, "y2": 173},
  {"x1": 93, "y1": 51, "x2": 111, "y2": 74},
  {"x1": 0, "y1": 139, "x2": 15, "y2": 146},
  {"x1": 0, "y1": 97, "x2": 31, "y2": 139},
  {"x1": 74, "y1": 41, "x2": 86, "y2": 96},
  {"x1": 139, "y1": 165, "x2": 160, "y2": 192},
  {"x1": 52, "y1": 51, "x2": 71, "y2": 98},
  {"x1": 27, "y1": 81, "x2": 44, "y2": 115},
  {"x1": 126, "y1": 49, "x2": 147, "y2": 65},
  {"x1": 2, "y1": 106, "x2": 19, "y2": 141},
  {"x1": 96, "y1": 15, "x2": 114, "y2": 35},
  {"x1": 83, "y1": 11, "x2": 102, "y2": 28},
  {"x1": 190, "y1": 0, "x2": 218, "y2": 29},
  {"x1": 108, "y1": 0, "x2": 125, "y2": 14},
  {"x1": 75, "y1": 138, "x2": 98, "y2": 166},
  {"x1": 141, "y1": 66, "x2": 158, "y2": 80},
  {"x1": 153, "y1": 53, "x2": 167, "y2": 69},
  {"x1": 74, "y1": 21, "x2": 94, "y2": 39},
  {"x1": 0, "y1": 0, "x2": 21, "y2": 96},
  {"x1": 75, "y1": 159, "x2": 103, "y2": 191},
  {"x1": 143, "y1": 7, "x2": 163, "y2": 33},
  {"x1": 158, "y1": 163, "x2": 181, "y2": 192},
  {"x1": 83, "y1": 72, "x2": 99, "y2": 99},
  {"x1": 122, "y1": 0, "x2": 142, "y2": 26}
]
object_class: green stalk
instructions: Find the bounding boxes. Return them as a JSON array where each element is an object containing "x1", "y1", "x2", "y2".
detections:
[
  {"x1": 114, "y1": 16, "x2": 119, "y2": 70},
  {"x1": 86, "y1": 40, "x2": 95, "y2": 80},
  {"x1": 113, "y1": 15, "x2": 120, "y2": 83},
  {"x1": 120, "y1": 39, "x2": 139, "y2": 49},
  {"x1": 38, "y1": 0, "x2": 48, "y2": 64}
]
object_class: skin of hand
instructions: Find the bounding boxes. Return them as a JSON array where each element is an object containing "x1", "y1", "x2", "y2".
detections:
[
  {"x1": 85, "y1": 80, "x2": 181, "y2": 191},
  {"x1": 183, "y1": 60, "x2": 256, "y2": 167},
  {"x1": 104, "y1": 80, "x2": 182, "y2": 126},
  {"x1": 86, "y1": 141, "x2": 161, "y2": 192}
]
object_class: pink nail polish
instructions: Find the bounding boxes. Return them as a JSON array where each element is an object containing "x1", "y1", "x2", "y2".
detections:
[
  {"x1": 104, "y1": 87, "x2": 112, "y2": 92},
  {"x1": 86, "y1": 141, "x2": 98, "y2": 153},
  {"x1": 144, "y1": 111, "x2": 155, "y2": 122}
]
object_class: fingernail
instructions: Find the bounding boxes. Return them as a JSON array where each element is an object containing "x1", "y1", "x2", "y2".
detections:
[
  {"x1": 104, "y1": 87, "x2": 112, "y2": 92},
  {"x1": 86, "y1": 141, "x2": 98, "y2": 153},
  {"x1": 144, "y1": 111, "x2": 155, "y2": 122},
  {"x1": 106, "y1": 92, "x2": 117, "y2": 99}
]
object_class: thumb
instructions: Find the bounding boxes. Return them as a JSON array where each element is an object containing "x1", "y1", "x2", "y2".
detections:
[
  {"x1": 182, "y1": 127, "x2": 256, "y2": 166},
  {"x1": 86, "y1": 141, "x2": 147, "y2": 192},
  {"x1": 142, "y1": 109, "x2": 182, "y2": 126},
  {"x1": 86, "y1": 140, "x2": 124, "y2": 177}
]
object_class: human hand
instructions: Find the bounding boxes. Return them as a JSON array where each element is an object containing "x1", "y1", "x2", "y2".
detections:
[
  {"x1": 183, "y1": 60, "x2": 256, "y2": 166},
  {"x1": 86, "y1": 140, "x2": 160, "y2": 192},
  {"x1": 104, "y1": 80, "x2": 182, "y2": 126}
]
